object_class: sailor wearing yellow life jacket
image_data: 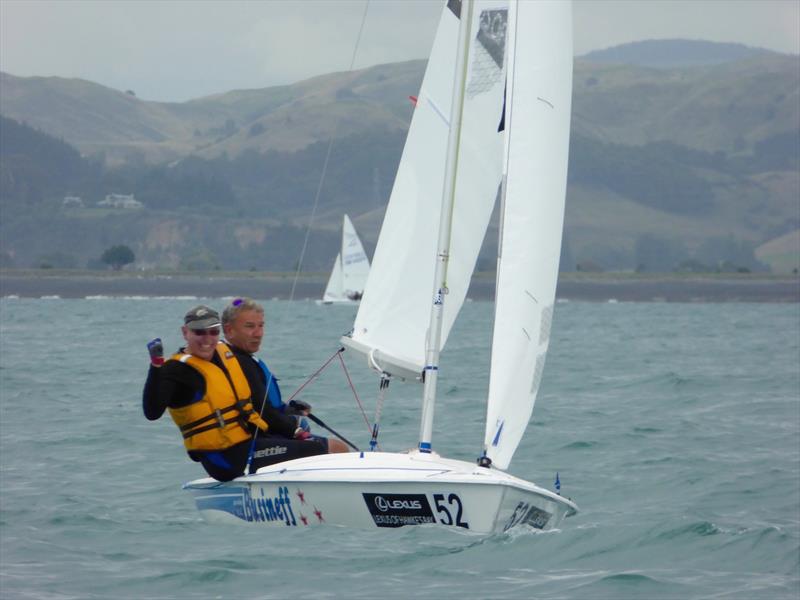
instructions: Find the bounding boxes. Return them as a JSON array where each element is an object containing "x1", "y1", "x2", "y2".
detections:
[
  {"x1": 167, "y1": 341, "x2": 268, "y2": 451},
  {"x1": 142, "y1": 305, "x2": 330, "y2": 482}
]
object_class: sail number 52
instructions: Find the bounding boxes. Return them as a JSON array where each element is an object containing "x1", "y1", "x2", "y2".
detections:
[{"x1": 433, "y1": 493, "x2": 469, "y2": 529}]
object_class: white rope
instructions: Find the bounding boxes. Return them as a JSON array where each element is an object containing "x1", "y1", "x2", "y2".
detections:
[
  {"x1": 368, "y1": 348, "x2": 383, "y2": 373},
  {"x1": 369, "y1": 372, "x2": 389, "y2": 451}
]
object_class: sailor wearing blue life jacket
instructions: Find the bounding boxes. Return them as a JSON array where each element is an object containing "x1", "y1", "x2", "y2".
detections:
[{"x1": 142, "y1": 305, "x2": 340, "y2": 482}]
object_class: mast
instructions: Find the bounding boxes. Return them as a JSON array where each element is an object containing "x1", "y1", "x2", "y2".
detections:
[{"x1": 418, "y1": 0, "x2": 474, "y2": 453}]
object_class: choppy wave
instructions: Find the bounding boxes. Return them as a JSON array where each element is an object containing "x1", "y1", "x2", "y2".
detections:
[{"x1": 0, "y1": 300, "x2": 797, "y2": 599}]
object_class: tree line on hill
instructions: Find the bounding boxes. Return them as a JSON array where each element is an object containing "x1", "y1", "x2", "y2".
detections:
[
  {"x1": 569, "y1": 132, "x2": 799, "y2": 215},
  {"x1": 0, "y1": 115, "x2": 793, "y2": 272}
]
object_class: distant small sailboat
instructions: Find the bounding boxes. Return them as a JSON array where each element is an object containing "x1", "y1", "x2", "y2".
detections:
[{"x1": 317, "y1": 214, "x2": 370, "y2": 305}]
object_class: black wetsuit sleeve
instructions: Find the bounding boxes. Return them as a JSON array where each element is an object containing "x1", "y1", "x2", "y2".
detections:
[
  {"x1": 261, "y1": 403, "x2": 298, "y2": 438},
  {"x1": 142, "y1": 365, "x2": 166, "y2": 420},
  {"x1": 142, "y1": 361, "x2": 204, "y2": 420}
]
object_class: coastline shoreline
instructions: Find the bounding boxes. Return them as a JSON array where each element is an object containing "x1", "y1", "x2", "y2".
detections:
[{"x1": 1, "y1": 270, "x2": 798, "y2": 302}]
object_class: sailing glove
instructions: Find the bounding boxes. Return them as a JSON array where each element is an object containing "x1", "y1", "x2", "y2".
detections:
[
  {"x1": 294, "y1": 428, "x2": 312, "y2": 441},
  {"x1": 147, "y1": 338, "x2": 164, "y2": 367},
  {"x1": 295, "y1": 416, "x2": 311, "y2": 433}
]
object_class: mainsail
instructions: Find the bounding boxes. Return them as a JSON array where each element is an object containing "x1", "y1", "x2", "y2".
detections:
[
  {"x1": 342, "y1": 0, "x2": 508, "y2": 379},
  {"x1": 483, "y1": 0, "x2": 573, "y2": 469}
]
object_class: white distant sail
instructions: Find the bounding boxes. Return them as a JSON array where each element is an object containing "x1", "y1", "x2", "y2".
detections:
[
  {"x1": 340, "y1": 214, "x2": 370, "y2": 300},
  {"x1": 321, "y1": 252, "x2": 344, "y2": 303},
  {"x1": 319, "y1": 215, "x2": 370, "y2": 305}
]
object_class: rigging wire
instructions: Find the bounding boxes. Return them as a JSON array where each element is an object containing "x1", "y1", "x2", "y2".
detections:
[
  {"x1": 289, "y1": 0, "x2": 371, "y2": 301},
  {"x1": 285, "y1": 346, "x2": 374, "y2": 443},
  {"x1": 285, "y1": 348, "x2": 344, "y2": 402},
  {"x1": 336, "y1": 350, "x2": 373, "y2": 435},
  {"x1": 245, "y1": 370, "x2": 274, "y2": 475}
]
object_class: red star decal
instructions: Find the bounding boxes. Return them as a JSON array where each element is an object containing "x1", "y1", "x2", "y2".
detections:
[
  {"x1": 314, "y1": 507, "x2": 324, "y2": 522},
  {"x1": 300, "y1": 514, "x2": 308, "y2": 526},
  {"x1": 296, "y1": 490, "x2": 306, "y2": 504}
]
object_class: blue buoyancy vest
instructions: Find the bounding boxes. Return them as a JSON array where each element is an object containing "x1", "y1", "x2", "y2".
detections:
[{"x1": 256, "y1": 358, "x2": 283, "y2": 409}]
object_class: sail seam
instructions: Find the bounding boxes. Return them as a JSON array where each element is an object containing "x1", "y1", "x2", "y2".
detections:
[{"x1": 426, "y1": 95, "x2": 450, "y2": 127}]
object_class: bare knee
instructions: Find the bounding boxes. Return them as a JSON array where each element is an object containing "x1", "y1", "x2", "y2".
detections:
[{"x1": 328, "y1": 438, "x2": 349, "y2": 453}]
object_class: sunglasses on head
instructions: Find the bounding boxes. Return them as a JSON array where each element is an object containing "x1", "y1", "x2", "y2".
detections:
[{"x1": 191, "y1": 327, "x2": 220, "y2": 337}]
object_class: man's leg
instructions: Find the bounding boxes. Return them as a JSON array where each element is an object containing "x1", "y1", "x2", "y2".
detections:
[{"x1": 248, "y1": 435, "x2": 326, "y2": 472}]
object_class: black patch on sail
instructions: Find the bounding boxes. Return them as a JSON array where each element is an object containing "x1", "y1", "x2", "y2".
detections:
[
  {"x1": 447, "y1": 0, "x2": 461, "y2": 19},
  {"x1": 477, "y1": 9, "x2": 507, "y2": 69},
  {"x1": 498, "y1": 83, "x2": 506, "y2": 132}
]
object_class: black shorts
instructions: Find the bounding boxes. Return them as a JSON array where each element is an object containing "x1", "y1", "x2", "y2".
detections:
[
  {"x1": 247, "y1": 434, "x2": 328, "y2": 473},
  {"x1": 194, "y1": 435, "x2": 327, "y2": 481}
]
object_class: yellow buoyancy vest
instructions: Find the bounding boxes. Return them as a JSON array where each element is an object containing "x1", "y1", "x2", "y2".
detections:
[{"x1": 167, "y1": 341, "x2": 268, "y2": 452}]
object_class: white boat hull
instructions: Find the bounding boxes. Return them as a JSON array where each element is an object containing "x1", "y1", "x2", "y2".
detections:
[
  {"x1": 183, "y1": 451, "x2": 577, "y2": 534},
  {"x1": 314, "y1": 299, "x2": 359, "y2": 306}
]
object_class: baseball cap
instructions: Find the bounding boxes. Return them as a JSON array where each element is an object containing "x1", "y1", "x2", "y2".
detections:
[{"x1": 184, "y1": 305, "x2": 221, "y2": 330}]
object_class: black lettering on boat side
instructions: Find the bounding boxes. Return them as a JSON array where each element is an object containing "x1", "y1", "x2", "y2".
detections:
[{"x1": 433, "y1": 493, "x2": 469, "y2": 529}]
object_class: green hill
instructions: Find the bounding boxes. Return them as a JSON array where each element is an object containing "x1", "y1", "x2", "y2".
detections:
[{"x1": 0, "y1": 41, "x2": 797, "y2": 273}]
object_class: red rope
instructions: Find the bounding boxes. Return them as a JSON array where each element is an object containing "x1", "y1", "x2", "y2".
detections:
[
  {"x1": 286, "y1": 348, "x2": 343, "y2": 402},
  {"x1": 337, "y1": 350, "x2": 373, "y2": 436},
  {"x1": 286, "y1": 347, "x2": 373, "y2": 440}
]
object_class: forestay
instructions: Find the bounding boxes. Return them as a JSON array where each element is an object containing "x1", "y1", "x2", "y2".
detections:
[
  {"x1": 483, "y1": 0, "x2": 573, "y2": 469},
  {"x1": 342, "y1": 0, "x2": 508, "y2": 379}
]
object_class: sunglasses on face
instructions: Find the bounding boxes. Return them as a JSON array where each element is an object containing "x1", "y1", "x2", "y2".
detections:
[{"x1": 191, "y1": 327, "x2": 221, "y2": 337}]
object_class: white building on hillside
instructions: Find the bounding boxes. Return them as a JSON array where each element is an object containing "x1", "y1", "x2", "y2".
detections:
[
  {"x1": 63, "y1": 196, "x2": 84, "y2": 207},
  {"x1": 99, "y1": 193, "x2": 143, "y2": 209}
]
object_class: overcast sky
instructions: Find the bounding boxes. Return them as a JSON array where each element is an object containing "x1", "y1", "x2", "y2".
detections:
[{"x1": 1, "y1": 0, "x2": 798, "y2": 103}]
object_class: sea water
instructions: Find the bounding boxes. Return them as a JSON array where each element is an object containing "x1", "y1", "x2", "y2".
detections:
[{"x1": 0, "y1": 297, "x2": 798, "y2": 599}]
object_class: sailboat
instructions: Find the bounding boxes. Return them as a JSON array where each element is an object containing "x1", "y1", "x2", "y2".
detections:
[
  {"x1": 317, "y1": 214, "x2": 371, "y2": 305},
  {"x1": 184, "y1": 0, "x2": 578, "y2": 534}
]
